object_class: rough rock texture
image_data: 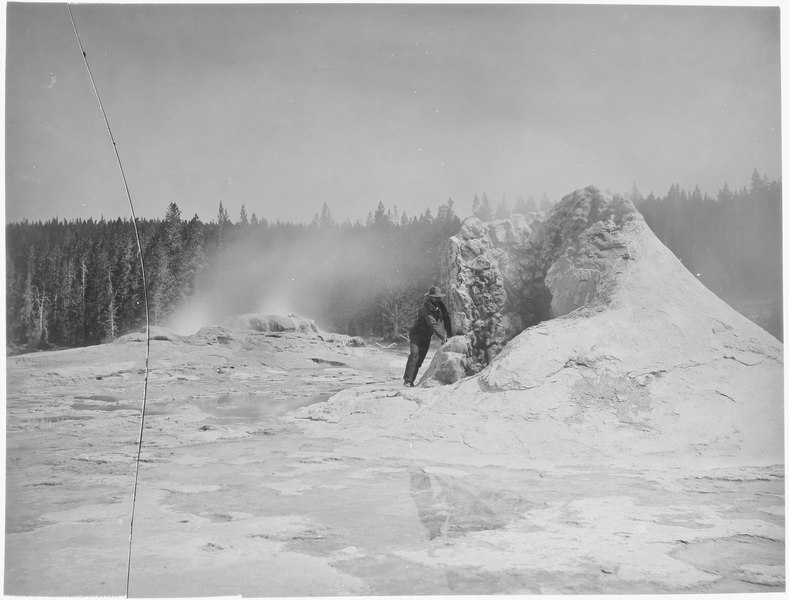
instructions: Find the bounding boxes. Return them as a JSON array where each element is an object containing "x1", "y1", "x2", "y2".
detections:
[
  {"x1": 5, "y1": 185, "x2": 783, "y2": 595},
  {"x1": 7, "y1": 327, "x2": 782, "y2": 594},
  {"x1": 220, "y1": 313, "x2": 366, "y2": 347},
  {"x1": 437, "y1": 187, "x2": 638, "y2": 376},
  {"x1": 302, "y1": 185, "x2": 783, "y2": 469},
  {"x1": 226, "y1": 313, "x2": 321, "y2": 335},
  {"x1": 417, "y1": 335, "x2": 474, "y2": 387}
]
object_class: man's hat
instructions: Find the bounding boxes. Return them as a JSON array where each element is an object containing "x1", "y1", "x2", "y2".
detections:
[{"x1": 426, "y1": 285, "x2": 444, "y2": 298}]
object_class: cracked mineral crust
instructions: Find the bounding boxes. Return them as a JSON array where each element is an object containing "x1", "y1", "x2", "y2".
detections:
[{"x1": 323, "y1": 186, "x2": 783, "y2": 469}]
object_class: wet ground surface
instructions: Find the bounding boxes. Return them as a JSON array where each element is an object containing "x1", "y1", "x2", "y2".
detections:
[{"x1": 5, "y1": 332, "x2": 785, "y2": 596}]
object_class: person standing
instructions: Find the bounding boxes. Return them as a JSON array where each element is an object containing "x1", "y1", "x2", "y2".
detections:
[{"x1": 403, "y1": 285, "x2": 452, "y2": 387}]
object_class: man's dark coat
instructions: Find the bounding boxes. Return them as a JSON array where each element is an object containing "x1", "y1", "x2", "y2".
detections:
[
  {"x1": 403, "y1": 297, "x2": 452, "y2": 385},
  {"x1": 409, "y1": 298, "x2": 452, "y2": 342}
]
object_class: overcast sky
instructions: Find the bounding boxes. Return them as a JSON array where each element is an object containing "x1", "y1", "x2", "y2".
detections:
[{"x1": 5, "y1": 2, "x2": 782, "y2": 224}]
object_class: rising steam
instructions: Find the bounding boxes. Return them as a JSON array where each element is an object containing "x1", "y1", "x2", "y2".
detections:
[{"x1": 164, "y1": 224, "x2": 394, "y2": 335}]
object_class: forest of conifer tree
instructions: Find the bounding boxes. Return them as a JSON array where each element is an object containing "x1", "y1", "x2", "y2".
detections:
[{"x1": 5, "y1": 171, "x2": 782, "y2": 354}]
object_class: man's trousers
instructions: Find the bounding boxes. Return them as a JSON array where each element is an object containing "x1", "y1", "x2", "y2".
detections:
[{"x1": 403, "y1": 336, "x2": 431, "y2": 385}]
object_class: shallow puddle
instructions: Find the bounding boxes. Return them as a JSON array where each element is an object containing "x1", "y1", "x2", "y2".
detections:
[
  {"x1": 71, "y1": 402, "x2": 138, "y2": 412},
  {"x1": 74, "y1": 395, "x2": 120, "y2": 403},
  {"x1": 193, "y1": 392, "x2": 333, "y2": 422},
  {"x1": 13, "y1": 415, "x2": 93, "y2": 425},
  {"x1": 671, "y1": 534, "x2": 785, "y2": 587},
  {"x1": 70, "y1": 400, "x2": 174, "y2": 416}
]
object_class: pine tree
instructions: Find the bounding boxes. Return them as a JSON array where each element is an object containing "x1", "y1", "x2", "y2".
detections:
[
  {"x1": 319, "y1": 202, "x2": 335, "y2": 229},
  {"x1": 19, "y1": 265, "x2": 35, "y2": 346},
  {"x1": 80, "y1": 255, "x2": 89, "y2": 339},
  {"x1": 6, "y1": 256, "x2": 21, "y2": 344},
  {"x1": 217, "y1": 201, "x2": 231, "y2": 267},
  {"x1": 472, "y1": 193, "x2": 493, "y2": 221},
  {"x1": 32, "y1": 286, "x2": 49, "y2": 347},
  {"x1": 106, "y1": 263, "x2": 118, "y2": 340},
  {"x1": 162, "y1": 202, "x2": 185, "y2": 314},
  {"x1": 629, "y1": 182, "x2": 644, "y2": 205},
  {"x1": 495, "y1": 197, "x2": 511, "y2": 219},
  {"x1": 373, "y1": 201, "x2": 390, "y2": 229},
  {"x1": 183, "y1": 214, "x2": 207, "y2": 299}
]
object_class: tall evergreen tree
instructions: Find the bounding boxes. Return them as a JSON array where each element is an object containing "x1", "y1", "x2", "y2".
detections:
[
  {"x1": 216, "y1": 201, "x2": 231, "y2": 267},
  {"x1": 495, "y1": 198, "x2": 511, "y2": 219},
  {"x1": 5, "y1": 173, "x2": 782, "y2": 349},
  {"x1": 319, "y1": 202, "x2": 335, "y2": 229},
  {"x1": 513, "y1": 195, "x2": 528, "y2": 214},
  {"x1": 472, "y1": 193, "x2": 493, "y2": 221}
]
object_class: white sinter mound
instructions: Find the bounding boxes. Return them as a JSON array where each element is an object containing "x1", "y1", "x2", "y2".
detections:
[{"x1": 296, "y1": 187, "x2": 783, "y2": 471}]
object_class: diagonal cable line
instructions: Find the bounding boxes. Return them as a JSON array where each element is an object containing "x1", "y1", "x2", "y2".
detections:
[{"x1": 67, "y1": 5, "x2": 151, "y2": 597}]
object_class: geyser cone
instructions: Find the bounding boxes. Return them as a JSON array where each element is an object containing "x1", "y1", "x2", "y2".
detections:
[
  {"x1": 439, "y1": 187, "x2": 783, "y2": 467},
  {"x1": 299, "y1": 187, "x2": 783, "y2": 470}
]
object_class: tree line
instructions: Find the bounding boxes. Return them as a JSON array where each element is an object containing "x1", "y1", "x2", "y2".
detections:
[
  {"x1": 6, "y1": 171, "x2": 782, "y2": 353},
  {"x1": 633, "y1": 170, "x2": 782, "y2": 339},
  {"x1": 6, "y1": 198, "x2": 462, "y2": 351},
  {"x1": 462, "y1": 173, "x2": 782, "y2": 339}
]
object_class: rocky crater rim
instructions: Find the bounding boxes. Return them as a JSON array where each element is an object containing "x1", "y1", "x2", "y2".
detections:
[{"x1": 433, "y1": 186, "x2": 638, "y2": 379}]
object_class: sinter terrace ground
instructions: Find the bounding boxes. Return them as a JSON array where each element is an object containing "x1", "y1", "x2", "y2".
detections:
[{"x1": 5, "y1": 324, "x2": 784, "y2": 596}]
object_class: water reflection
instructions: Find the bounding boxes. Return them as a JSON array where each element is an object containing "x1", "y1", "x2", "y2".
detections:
[
  {"x1": 72, "y1": 402, "x2": 137, "y2": 412},
  {"x1": 193, "y1": 392, "x2": 332, "y2": 423},
  {"x1": 15, "y1": 415, "x2": 92, "y2": 425}
]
